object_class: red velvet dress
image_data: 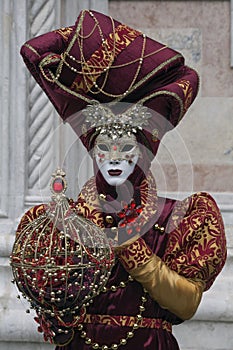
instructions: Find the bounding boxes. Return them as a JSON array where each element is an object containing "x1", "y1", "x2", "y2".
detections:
[
  {"x1": 53, "y1": 175, "x2": 226, "y2": 350},
  {"x1": 16, "y1": 9, "x2": 225, "y2": 350}
]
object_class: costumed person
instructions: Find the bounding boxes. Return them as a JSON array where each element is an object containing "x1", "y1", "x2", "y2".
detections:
[{"x1": 15, "y1": 9, "x2": 226, "y2": 350}]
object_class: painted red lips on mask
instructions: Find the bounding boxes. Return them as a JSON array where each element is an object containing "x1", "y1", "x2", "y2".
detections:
[{"x1": 108, "y1": 170, "x2": 123, "y2": 176}]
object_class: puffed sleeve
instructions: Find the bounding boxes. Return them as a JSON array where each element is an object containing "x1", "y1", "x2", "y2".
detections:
[{"x1": 116, "y1": 192, "x2": 227, "y2": 320}]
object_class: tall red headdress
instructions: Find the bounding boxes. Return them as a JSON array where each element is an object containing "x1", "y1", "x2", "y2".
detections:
[{"x1": 21, "y1": 9, "x2": 199, "y2": 156}]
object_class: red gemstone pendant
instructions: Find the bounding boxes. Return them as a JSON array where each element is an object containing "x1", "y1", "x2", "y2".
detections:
[{"x1": 52, "y1": 178, "x2": 64, "y2": 193}]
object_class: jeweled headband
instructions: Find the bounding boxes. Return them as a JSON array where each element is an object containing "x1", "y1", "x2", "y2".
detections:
[{"x1": 82, "y1": 103, "x2": 152, "y2": 140}]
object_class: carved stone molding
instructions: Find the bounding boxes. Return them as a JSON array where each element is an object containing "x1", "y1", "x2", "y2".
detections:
[
  {"x1": 0, "y1": 2, "x2": 10, "y2": 219},
  {"x1": 25, "y1": 0, "x2": 108, "y2": 206},
  {"x1": 25, "y1": 0, "x2": 60, "y2": 206},
  {"x1": 231, "y1": 0, "x2": 233, "y2": 67},
  {"x1": 0, "y1": 0, "x2": 28, "y2": 224}
]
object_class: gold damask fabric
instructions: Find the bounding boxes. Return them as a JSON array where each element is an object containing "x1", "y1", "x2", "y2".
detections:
[
  {"x1": 15, "y1": 204, "x2": 46, "y2": 238},
  {"x1": 82, "y1": 313, "x2": 172, "y2": 332},
  {"x1": 77, "y1": 171, "x2": 158, "y2": 237},
  {"x1": 117, "y1": 237, "x2": 204, "y2": 320},
  {"x1": 163, "y1": 192, "x2": 226, "y2": 291},
  {"x1": 116, "y1": 191, "x2": 226, "y2": 320},
  {"x1": 77, "y1": 176, "x2": 105, "y2": 228},
  {"x1": 15, "y1": 182, "x2": 226, "y2": 323},
  {"x1": 70, "y1": 23, "x2": 142, "y2": 94},
  {"x1": 54, "y1": 27, "x2": 74, "y2": 42}
]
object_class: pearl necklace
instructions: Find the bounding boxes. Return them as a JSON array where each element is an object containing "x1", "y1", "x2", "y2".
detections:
[{"x1": 50, "y1": 10, "x2": 167, "y2": 100}]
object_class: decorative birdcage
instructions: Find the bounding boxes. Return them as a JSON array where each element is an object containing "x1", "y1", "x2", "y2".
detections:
[{"x1": 10, "y1": 169, "x2": 114, "y2": 326}]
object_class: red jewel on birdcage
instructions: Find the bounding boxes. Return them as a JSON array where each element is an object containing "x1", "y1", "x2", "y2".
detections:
[
  {"x1": 117, "y1": 199, "x2": 143, "y2": 234},
  {"x1": 52, "y1": 178, "x2": 65, "y2": 193}
]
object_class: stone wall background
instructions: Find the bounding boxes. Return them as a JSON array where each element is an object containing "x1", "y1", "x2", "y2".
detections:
[
  {"x1": 109, "y1": 2, "x2": 233, "y2": 350},
  {"x1": 0, "y1": 1, "x2": 232, "y2": 349}
]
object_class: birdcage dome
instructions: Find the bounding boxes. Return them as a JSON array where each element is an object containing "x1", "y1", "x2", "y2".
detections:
[{"x1": 10, "y1": 169, "x2": 114, "y2": 327}]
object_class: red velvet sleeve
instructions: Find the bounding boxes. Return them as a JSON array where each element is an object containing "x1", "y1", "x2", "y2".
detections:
[
  {"x1": 163, "y1": 191, "x2": 227, "y2": 291},
  {"x1": 116, "y1": 192, "x2": 226, "y2": 319}
]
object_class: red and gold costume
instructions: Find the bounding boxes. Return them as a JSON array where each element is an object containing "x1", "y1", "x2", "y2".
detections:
[
  {"x1": 17, "y1": 173, "x2": 226, "y2": 349},
  {"x1": 16, "y1": 9, "x2": 227, "y2": 350}
]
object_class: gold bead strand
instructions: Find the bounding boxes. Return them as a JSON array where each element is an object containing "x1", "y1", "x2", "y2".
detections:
[
  {"x1": 89, "y1": 33, "x2": 147, "y2": 99},
  {"x1": 81, "y1": 12, "x2": 116, "y2": 94},
  {"x1": 78, "y1": 290, "x2": 148, "y2": 350},
  {"x1": 154, "y1": 223, "x2": 165, "y2": 233},
  {"x1": 91, "y1": 15, "x2": 116, "y2": 94},
  {"x1": 101, "y1": 274, "x2": 134, "y2": 293}
]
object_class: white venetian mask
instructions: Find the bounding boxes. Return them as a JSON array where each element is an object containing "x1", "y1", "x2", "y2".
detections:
[{"x1": 93, "y1": 134, "x2": 140, "y2": 186}]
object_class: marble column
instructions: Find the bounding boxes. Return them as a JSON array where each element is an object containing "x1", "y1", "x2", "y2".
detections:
[
  {"x1": 231, "y1": 0, "x2": 233, "y2": 67},
  {"x1": 0, "y1": 1, "x2": 108, "y2": 349}
]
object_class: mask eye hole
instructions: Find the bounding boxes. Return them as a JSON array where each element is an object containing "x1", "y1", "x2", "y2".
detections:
[
  {"x1": 98, "y1": 144, "x2": 109, "y2": 152},
  {"x1": 121, "y1": 144, "x2": 135, "y2": 152}
]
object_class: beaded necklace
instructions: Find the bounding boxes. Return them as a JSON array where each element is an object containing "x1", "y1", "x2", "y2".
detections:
[
  {"x1": 76, "y1": 274, "x2": 148, "y2": 350},
  {"x1": 40, "y1": 9, "x2": 168, "y2": 101}
]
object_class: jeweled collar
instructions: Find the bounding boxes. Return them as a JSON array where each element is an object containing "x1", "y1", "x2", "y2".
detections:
[{"x1": 77, "y1": 171, "x2": 158, "y2": 241}]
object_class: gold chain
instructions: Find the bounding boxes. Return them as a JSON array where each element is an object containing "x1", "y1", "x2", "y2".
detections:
[
  {"x1": 38, "y1": 9, "x2": 171, "y2": 105},
  {"x1": 60, "y1": 44, "x2": 167, "y2": 78},
  {"x1": 64, "y1": 44, "x2": 167, "y2": 72},
  {"x1": 48, "y1": 10, "x2": 168, "y2": 100},
  {"x1": 80, "y1": 13, "x2": 116, "y2": 95},
  {"x1": 101, "y1": 274, "x2": 134, "y2": 292},
  {"x1": 89, "y1": 34, "x2": 146, "y2": 98},
  {"x1": 76, "y1": 276, "x2": 148, "y2": 350}
]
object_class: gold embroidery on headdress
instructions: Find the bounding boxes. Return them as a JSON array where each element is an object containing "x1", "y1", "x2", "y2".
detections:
[
  {"x1": 176, "y1": 79, "x2": 193, "y2": 114},
  {"x1": 70, "y1": 23, "x2": 142, "y2": 94},
  {"x1": 55, "y1": 27, "x2": 73, "y2": 41}
]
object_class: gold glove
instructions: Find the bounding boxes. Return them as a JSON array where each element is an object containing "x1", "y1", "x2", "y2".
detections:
[{"x1": 117, "y1": 238, "x2": 204, "y2": 320}]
